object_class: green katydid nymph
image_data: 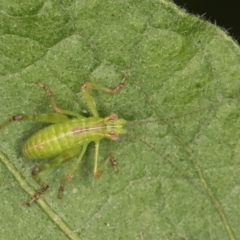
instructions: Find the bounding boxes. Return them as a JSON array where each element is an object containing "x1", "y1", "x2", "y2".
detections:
[
  {"x1": 0, "y1": 78, "x2": 216, "y2": 206},
  {"x1": 0, "y1": 78, "x2": 133, "y2": 206},
  {"x1": 0, "y1": 78, "x2": 236, "y2": 240}
]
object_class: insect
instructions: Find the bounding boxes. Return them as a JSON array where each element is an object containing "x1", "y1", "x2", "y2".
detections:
[
  {"x1": 0, "y1": 79, "x2": 237, "y2": 240},
  {"x1": 0, "y1": 78, "x2": 128, "y2": 206}
]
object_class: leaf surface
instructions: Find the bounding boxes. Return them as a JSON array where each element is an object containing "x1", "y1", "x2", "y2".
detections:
[{"x1": 0, "y1": 1, "x2": 239, "y2": 239}]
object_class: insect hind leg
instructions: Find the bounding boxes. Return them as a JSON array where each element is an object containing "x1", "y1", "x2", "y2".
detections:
[
  {"x1": 28, "y1": 146, "x2": 81, "y2": 206},
  {"x1": 0, "y1": 113, "x2": 70, "y2": 131}
]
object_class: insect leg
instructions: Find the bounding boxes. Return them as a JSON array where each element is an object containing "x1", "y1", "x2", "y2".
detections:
[
  {"x1": 58, "y1": 143, "x2": 88, "y2": 199},
  {"x1": 94, "y1": 155, "x2": 118, "y2": 178},
  {"x1": 93, "y1": 141, "x2": 117, "y2": 178},
  {"x1": 28, "y1": 146, "x2": 81, "y2": 206},
  {"x1": 81, "y1": 77, "x2": 125, "y2": 117},
  {"x1": 37, "y1": 81, "x2": 84, "y2": 118},
  {"x1": 0, "y1": 113, "x2": 69, "y2": 130}
]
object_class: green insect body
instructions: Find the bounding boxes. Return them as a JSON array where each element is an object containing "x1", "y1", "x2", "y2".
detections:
[
  {"x1": 0, "y1": 79, "x2": 126, "y2": 205},
  {"x1": 22, "y1": 115, "x2": 126, "y2": 160},
  {"x1": 1, "y1": 80, "x2": 237, "y2": 240}
]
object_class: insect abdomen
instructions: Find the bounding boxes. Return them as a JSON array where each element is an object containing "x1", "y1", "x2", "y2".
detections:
[{"x1": 22, "y1": 118, "x2": 103, "y2": 160}]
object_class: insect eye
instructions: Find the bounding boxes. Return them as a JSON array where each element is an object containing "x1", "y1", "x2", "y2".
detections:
[
  {"x1": 109, "y1": 132, "x2": 119, "y2": 140},
  {"x1": 109, "y1": 114, "x2": 118, "y2": 121}
]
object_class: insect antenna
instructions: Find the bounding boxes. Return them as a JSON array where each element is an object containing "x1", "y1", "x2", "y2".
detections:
[
  {"x1": 125, "y1": 98, "x2": 234, "y2": 127},
  {"x1": 125, "y1": 128, "x2": 205, "y2": 195},
  {"x1": 122, "y1": 102, "x2": 225, "y2": 195}
]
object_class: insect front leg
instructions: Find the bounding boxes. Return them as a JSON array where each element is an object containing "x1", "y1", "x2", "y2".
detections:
[
  {"x1": 28, "y1": 146, "x2": 81, "y2": 206},
  {"x1": 93, "y1": 141, "x2": 118, "y2": 178},
  {"x1": 81, "y1": 77, "x2": 125, "y2": 117},
  {"x1": 37, "y1": 81, "x2": 84, "y2": 118}
]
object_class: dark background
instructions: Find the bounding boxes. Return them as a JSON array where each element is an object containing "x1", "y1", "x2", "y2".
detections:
[{"x1": 173, "y1": 0, "x2": 240, "y2": 44}]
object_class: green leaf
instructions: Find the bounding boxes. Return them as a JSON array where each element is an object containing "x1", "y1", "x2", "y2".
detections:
[{"x1": 0, "y1": 0, "x2": 239, "y2": 239}]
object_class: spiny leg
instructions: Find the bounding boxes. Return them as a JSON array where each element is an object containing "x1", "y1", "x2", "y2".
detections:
[
  {"x1": 0, "y1": 81, "x2": 91, "y2": 129},
  {"x1": 81, "y1": 77, "x2": 125, "y2": 117},
  {"x1": 37, "y1": 81, "x2": 84, "y2": 118},
  {"x1": 0, "y1": 112, "x2": 70, "y2": 130},
  {"x1": 28, "y1": 147, "x2": 81, "y2": 206},
  {"x1": 58, "y1": 143, "x2": 88, "y2": 199},
  {"x1": 93, "y1": 141, "x2": 118, "y2": 178}
]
